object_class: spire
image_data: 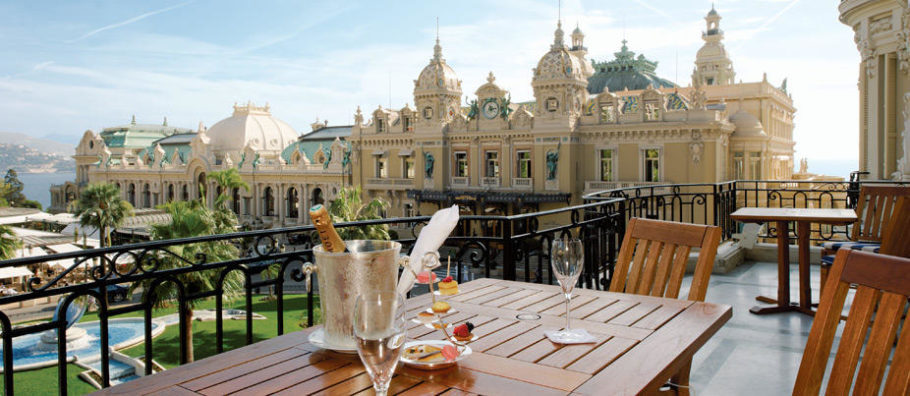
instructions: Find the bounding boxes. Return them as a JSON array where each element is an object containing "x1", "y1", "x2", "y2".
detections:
[
  {"x1": 162, "y1": 116, "x2": 168, "y2": 126},
  {"x1": 552, "y1": 0, "x2": 565, "y2": 49},
  {"x1": 130, "y1": 115, "x2": 136, "y2": 125},
  {"x1": 433, "y1": 17, "x2": 443, "y2": 62}
]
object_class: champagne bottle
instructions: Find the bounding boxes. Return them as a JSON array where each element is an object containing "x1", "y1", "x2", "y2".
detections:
[{"x1": 309, "y1": 204, "x2": 346, "y2": 252}]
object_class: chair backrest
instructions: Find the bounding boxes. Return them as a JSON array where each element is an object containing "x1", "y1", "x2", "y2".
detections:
[
  {"x1": 608, "y1": 217, "x2": 722, "y2": 302},
  {"x1": 851, "y1": 185, "x2": 910, "y2": 242},
  {"x1": 793, "y1": 249, "x2": 910, "y2": 395},
  {"x1": 880, "y1": 195, "x2": 910, "y2": 258}
]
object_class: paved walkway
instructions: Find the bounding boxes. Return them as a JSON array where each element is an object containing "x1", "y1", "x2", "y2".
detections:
[{"x1": 684, "y1": 261, "x2": 825, "y2": 395}]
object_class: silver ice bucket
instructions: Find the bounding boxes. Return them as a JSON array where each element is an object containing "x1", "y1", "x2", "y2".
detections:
[{"x1": 303, "y1": 240, "x2": 402, "y2": 349}]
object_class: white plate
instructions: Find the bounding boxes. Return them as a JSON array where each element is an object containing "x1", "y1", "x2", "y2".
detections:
[
  {"x1": 425, "y1": 307, "x2": 459, "y2": 315},
  {"x1": 400, "y1": 340, "x2": 472, "y2": 370},
  {"x1": 448, "y1": 333, "x2": 479, "y2": 343},
  {"x1": 307, "y1": 328, "x2": 358, "y2": 354}
]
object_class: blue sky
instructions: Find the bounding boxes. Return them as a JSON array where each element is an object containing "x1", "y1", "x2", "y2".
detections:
[{"x1": 0, "y1": 0, "x2": 858, "y2": 163}]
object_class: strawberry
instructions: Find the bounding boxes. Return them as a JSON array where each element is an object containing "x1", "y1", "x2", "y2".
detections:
[
  {"x1": 453, "y1": 323, "x2": 469, "y2": 337},
  {"x1": 442, "y1": 275, "x2": 454, "y2": 283},
  {"x1": 453, "y1": 322, "x2": 475, "y2": 337}
]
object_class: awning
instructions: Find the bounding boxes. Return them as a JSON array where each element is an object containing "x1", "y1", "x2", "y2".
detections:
[
  {"x1": 0, "y1": 266, "x2": 33, "y2": 279},
  {"x1": 371, "y1": 149, "x2": 387, "y2": 156},
  {"x1": 398, "y1": 149, "x2": 414, "y2": 157}
]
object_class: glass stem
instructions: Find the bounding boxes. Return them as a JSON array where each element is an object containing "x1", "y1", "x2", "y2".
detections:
[{"x1": 565, "y1": 294, "x2": 571, "y2": 330}]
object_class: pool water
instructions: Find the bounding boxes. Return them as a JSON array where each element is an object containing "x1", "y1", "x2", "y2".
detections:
[{"x1": 0, "y1": 318, "x2": 161, "y2": 370}]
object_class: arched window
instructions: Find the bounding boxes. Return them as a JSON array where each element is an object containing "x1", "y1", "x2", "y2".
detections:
[
  {"x1": 312, "y1": 188, "x2": 324, "y2": 206},
  {"x1": 287, "y1": 187, "x2": 299, "y2": 218},
  {"x1": 128, "y1": 184, "x2": 136, "y2": 206},
  {"x1": 263, "y1": 186, "x2": 275, "y2": 216},
  {"x1": 168, "y1": 184, "x2": 175, "y2": 202},
  {"x1": 232, "y1": 188, "x2": 241, "y2": 214},
  {"x1": 182, "y1": 184, "x2": 189, "y2": 201},
  {"x1": 196, "y1": 172, "x2": 206, "y2": 200},
  {"x1": 142, "y1": 184, "x2": 150, "y2": 208}
]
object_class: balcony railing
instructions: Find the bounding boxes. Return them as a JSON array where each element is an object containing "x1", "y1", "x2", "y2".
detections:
[
  {"x1": 365, "y1": 178, "x2": 414, "y2": 188},
  {"x1": 512, "y1": 177, "x2": 532, "y2": 189},
  {"x1": 1, "y1": 178, "x2": 907, "y2": 394},
  {"x1": 481, "y1": 176, "x2": 500, "y2": 187},
  {"x1": 450, "y1": 177, "x2": 469, "y2": 186}
]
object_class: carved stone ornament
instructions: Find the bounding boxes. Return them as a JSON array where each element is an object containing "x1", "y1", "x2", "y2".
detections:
[
  {"x1": 899, "y1": 7, "x2": 910, "y2": 74},
  {"x1": 892, "y1": 92, "x2": 910, "y2": 180}
]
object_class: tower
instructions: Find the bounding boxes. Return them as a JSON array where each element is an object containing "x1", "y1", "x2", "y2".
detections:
[
  {"x1": 532, "y1": 21, "x2": 591, "y2": 122},
  {"x1": 413, "y1": 28, "x2": 462, "y2": 128},
  {"x1": 692, "y1": 5, "x2": 735, "y2": 86}
]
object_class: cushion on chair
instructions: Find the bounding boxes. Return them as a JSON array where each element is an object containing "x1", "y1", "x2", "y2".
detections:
[
  {"x1": 821, "y1": 241, "x2": 880, "y2": 251},
  {"x1": 820, "y1": 255, "x2": 836, "y2": 266}
]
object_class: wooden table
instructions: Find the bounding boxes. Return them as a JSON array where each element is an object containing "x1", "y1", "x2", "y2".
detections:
[
  {"x1": 730, "y1": 208, "x2": 857, "y2": 316},
  {"x1": 92, "y1": 279, "x2": 731, "y2": 396}
]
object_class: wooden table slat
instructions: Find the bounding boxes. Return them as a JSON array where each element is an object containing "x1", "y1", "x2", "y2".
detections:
[{"x1": 93, "y1": 279, "x2": 731, "y2": 396}]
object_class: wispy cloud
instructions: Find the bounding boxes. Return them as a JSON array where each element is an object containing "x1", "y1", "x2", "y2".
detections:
[{"x1": 66, "y1": 1, "x2": 193, "y2": 43}]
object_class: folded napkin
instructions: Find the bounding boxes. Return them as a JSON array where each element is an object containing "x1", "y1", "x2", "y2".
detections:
[
  {"x1": 397, "y1": 205, "x2": 460, "y2": 296},
  {"x1": 544, "y1": 329, "x2": 598, "y2": 345}
]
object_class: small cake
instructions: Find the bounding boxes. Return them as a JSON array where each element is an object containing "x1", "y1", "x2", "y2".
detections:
[
  {"x1": 452, "y1": 322, "x2": 474, "y2": 342},
  {"x1": 404, "y1": 344, "x2": 443, "y2": 362},
  {"x1": 416, "y1": 271, "x2": 437, "y2": 284},
  {"x1": 416, "y1": 311, "x2": 435, "y2": 324},
  {"x1": 431, "y1": 301, "x2": 451, "y2": 314},
  {"x1": 438, "y1": 276, "x2": 459, "y2": 295}
]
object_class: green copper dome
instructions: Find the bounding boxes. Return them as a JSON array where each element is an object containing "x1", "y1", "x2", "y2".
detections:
[{"x1": 586, "y1": 40, "x2": 676, "y2": 94}]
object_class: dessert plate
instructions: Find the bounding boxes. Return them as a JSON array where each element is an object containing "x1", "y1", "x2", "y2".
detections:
[
  {"x1": 400, "y1": 340, "x2": 472, "y2": 370},
  {"x1": 307, "y1": 328, "x2": 358, "y2": 354}
]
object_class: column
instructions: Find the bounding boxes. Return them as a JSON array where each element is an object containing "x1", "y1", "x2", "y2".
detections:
[
  {"x1": 298, "y1": 183, "x2": 306, "y2": 224},
  {"x1": 278, "y1": 184, "x2": 286, "y2": 222}
]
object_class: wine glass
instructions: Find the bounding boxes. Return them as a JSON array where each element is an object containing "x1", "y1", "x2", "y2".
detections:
[
  {"x1": 353, "y1": 291, "x2": 407, "y2": 396},
  {"x1": 550, "y1": 236, "x2": 585, "y2": 342}
]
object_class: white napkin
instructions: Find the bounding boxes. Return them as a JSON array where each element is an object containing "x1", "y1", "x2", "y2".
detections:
[
  {"x1": 544, "y1": 329, "x2": 598, "y2": 345},
  {"x1": 397, "y1": 204, "x2": 460, "y2": 296}
]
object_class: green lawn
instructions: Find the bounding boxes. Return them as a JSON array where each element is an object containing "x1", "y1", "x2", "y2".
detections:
[{"x1": 1, "y1": 294, "x2": 320, "y2": 395}]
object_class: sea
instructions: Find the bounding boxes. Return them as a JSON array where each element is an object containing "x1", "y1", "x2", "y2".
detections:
[{"x1": 20, "y1": 171, "x2": 76, "y2": 209}]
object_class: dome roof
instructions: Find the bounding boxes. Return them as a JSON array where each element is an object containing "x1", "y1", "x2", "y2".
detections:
[
  {"x1": 206, "y1": 102, "x2": 299, "y2": 153},
  {"x1": 534, "y1": 23, "x2": 587, "y2": 84},
  {"x1": 729, "y1": 109, "x2": 766, "y2": 137},
  {"x1": 415, "y1": 39, "x2": 461, "y2": 94},
  {"x1": 587, "y1": 40, "x2": 676, "y2": 94}
]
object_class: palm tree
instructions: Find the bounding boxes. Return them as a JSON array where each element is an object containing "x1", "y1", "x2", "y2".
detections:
[
  {"x1": 72, "y1": 183, "x2": 133, "y2": 248},
  {"x1": 0, "y1": 183, "x2": 21, "y2": 260},
  {"x1": 0, "y1": 225, "x2": 21, "y2": 260},
  {"x1": 207, "y1": 168, "x2": 249, "y2": 231},
  {"x1": 327, "y1": 186, "x2": 390, "y2": 240},
  {"x1": 132, "y1": 199, "x2": 244, "y2": 362}
]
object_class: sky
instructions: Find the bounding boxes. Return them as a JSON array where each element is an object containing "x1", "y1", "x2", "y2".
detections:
[{"x1": 0, "y1": 0, "x2": 859, "y2": 164}]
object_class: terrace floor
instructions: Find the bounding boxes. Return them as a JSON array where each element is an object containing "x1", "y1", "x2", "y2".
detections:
[{"x1": 683, "y1": 261, "x2": 821, "y2": 395}]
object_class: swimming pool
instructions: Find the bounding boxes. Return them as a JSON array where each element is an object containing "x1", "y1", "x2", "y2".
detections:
[{"x1": 0, "y1": 317, "x2": 165, "y2": 372}]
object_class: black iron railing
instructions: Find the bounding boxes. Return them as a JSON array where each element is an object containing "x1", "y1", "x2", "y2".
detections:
[{"x1": 0, "y1": 178, "x2": 906, "y2": 395}]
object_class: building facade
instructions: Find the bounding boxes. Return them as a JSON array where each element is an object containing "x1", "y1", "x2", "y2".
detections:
[
  {"x1": 351, "y1": 8, "x2": 795, "y2": 217},
  {"x1": 50, "y1": 103, "x2": 350, "y2": 228},
  {"x1": 839, "y1": 0, "x2": 910, "y2": 180}
]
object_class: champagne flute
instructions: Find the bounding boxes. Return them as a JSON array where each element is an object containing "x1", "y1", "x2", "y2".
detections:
[
  {"x1": 550, "y1": 236, "x2": 584, "y2": 342},
  {"x1": 353, "y1": 291, "x2": 407, "y2": 396}
]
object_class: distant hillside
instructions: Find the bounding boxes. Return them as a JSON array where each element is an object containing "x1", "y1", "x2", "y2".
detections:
[
  {"x1": 0, "y1": 142, "x2": 74, "y2": 174},
  {"x1": 0, "y1": 131, "x2": 74, "y2": 156}
]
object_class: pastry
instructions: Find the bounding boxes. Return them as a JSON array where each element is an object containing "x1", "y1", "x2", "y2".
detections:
[
  {"x1": 431, "y1": 301, "x2": 451, "y2": 314},
  {"x1": 452, "y1": 322, "x2": 474, "y2": 342},
  {"x1": 416, "y1": 271, "x2": 437, "y2": 284},
  {"x1": 416, "y1": 311, "x2": 435, "y2": 324},
  {"x1": 438, "y1": 276, "x2": 459, "y2": 295}
]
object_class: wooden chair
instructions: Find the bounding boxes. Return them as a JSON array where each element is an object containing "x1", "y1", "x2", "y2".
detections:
[
  {"x1": 609, "y1": 217, "x2": 722, "y2": 395},
  {"x1": 793, "y1": 249, "x2": 910, "y2": 395},
  {"x1": 820, "y1": 185, "x2": 910, "y2": 292},
  {"x1": 879, "y1": 195, "x2": 910, "y2": 258}
]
